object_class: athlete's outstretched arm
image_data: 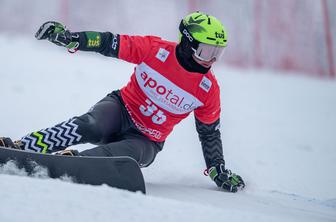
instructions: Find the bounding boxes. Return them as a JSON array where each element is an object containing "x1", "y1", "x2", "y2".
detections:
[
  {"x1": 35, "y1": 21, "x2": 120, "y2": 57},
  {"x1": 35, "y1": 21, "x2": 155, "y2": 64}
]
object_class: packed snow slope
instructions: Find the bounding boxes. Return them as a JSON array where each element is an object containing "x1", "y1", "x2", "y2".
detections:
[{"x1": 0, "y1": 35, "x2": 335, "y2": 222}]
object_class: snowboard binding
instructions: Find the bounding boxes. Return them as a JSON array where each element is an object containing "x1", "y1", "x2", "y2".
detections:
[
  {"x1": 0, "y1": 137, "x2": 23, "y2": 150},
  {"x1": 53, "y1": 149, "x2": 80, "y2": 156}
]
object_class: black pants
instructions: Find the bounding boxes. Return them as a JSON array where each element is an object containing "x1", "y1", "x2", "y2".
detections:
[{"x1": 20, "y1": 91, "x2": 164, "y2": 167}]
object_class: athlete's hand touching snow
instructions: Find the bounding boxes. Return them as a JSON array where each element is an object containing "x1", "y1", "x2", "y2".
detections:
[{"x1": 207, "y1": 163, "x2": 245, "y2": 192}]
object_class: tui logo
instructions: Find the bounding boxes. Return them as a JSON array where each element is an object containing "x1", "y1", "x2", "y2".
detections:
[
  {"x1": 215, "y1": 32, "x2": 225, "y2": 39},
  {"x1": 87, "y1": 35, "x2": 101, "y2": 48}
]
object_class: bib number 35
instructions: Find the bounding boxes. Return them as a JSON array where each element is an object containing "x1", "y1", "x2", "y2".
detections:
[{"x1": 139, "y1": 99, "x2": 167, "y2": 124}]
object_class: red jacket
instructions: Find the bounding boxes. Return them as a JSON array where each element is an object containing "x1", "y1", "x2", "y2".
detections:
[{"x1": 119, "y1": 35, "x2": 221, "y2": 142}]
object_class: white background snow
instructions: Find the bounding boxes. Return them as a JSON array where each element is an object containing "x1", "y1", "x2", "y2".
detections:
[{"x1": 0, "y1": 35, "x2": 335, "y2": 222}]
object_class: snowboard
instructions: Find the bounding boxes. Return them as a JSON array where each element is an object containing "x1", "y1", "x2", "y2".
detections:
[{"x1": 0, "y1": 146, "x2": 146, "y2": 193}]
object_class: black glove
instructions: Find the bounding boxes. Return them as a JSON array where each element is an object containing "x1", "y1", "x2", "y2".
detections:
[
  {"x1": 35, "y1": 21, "x2": 79, "y2": 51},
  {"x1": 207, "y1": 163, "x2": 245, "y2": 192}
]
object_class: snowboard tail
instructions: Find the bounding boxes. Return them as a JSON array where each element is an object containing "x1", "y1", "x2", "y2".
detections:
[{"x1": 0, "y1": 146, "x2": 146, "y2": 193}]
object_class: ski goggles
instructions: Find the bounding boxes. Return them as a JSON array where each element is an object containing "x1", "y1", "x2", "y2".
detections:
[{"x1": 192, "y1": 43, "x2": 225, "y2": 62}]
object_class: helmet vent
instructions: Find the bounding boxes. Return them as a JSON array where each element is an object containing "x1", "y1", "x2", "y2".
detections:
[
  {"x1": 208, "y1": 17, "x2": 211, "y2": 25},
  {"x1": 194, "y1": 14, "x2": 202, "y2": 20},
  {"x1": 206, "y1": 37, "x2": 216, "y2": 41}
]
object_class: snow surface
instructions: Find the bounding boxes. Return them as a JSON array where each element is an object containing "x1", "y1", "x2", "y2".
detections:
[{"x1": 0, "y1": 35, "x2": 336, "y2": 222}]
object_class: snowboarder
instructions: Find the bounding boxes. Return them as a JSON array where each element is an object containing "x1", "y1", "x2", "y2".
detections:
[{"x1": 0, "y1": 12, "x2": 245, "y2": 192}]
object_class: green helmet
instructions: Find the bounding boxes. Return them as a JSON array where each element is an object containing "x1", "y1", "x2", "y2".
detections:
[
  {"x1": 178, "y1": 12, "x2": 227, "y2": 62},
  {"x1": 179, "y1": 11, "x2": 227, "y2": 47}
]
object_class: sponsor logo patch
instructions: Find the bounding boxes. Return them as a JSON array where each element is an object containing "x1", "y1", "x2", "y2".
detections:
[
  {"x1": 111, "y1": 35, "x2": 118, "y2": 50},
  {"x1": 86, "y1": 32, "x2": 101, "y2": 48},
  {"x1": 156, "y1": 48, "x2": 170, "y2": 62},
  {"x1": 183, "y1": 29, "x2": 194, "y2": 42},
  {"x1": 135, "y1": 63, "x2": 203, "y2": 114},
  {"x1": 199, "y1": 76, "x2": 212, "y2": 92}
]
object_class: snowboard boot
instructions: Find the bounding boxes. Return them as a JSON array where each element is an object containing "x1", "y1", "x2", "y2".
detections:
[{"x1": 0, "y1": 137, "x2": 24, "y2": 150}]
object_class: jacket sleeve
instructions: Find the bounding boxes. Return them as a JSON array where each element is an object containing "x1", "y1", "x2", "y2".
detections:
[
  {"x1": 118, "y1": 35, "x2": 160, "y2": 64},
  {"x1": 74, "y1": 32, "x2": 159, "y2": 64},
  {"x1": 194, "y1": 74, "x2": 221, "y2": 124},
  {"x1": 74, "y1": 31, "x2": 120, "y2": 58},
  {"x1": 195, "y1": 117, "x2": 225, "y2": 169}
]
